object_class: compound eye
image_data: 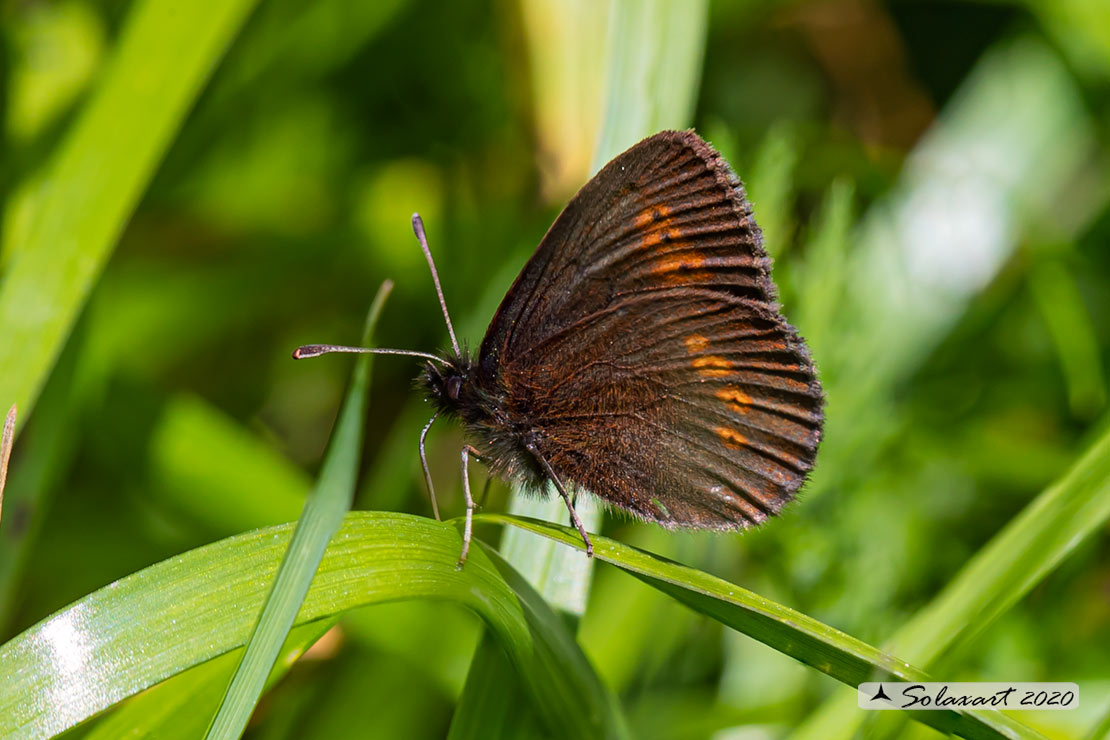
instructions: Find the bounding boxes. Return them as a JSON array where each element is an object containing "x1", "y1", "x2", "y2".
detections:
[{"x1": 447, "y1": 376, "x2": 463, "y2": 402}]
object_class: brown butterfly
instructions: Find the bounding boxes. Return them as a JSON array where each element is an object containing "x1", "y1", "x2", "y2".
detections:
[{"x1": 295, "y1": 130, "x2": 824, "y2": 565}]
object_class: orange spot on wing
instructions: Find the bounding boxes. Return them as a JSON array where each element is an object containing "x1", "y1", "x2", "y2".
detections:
[
  {"x1": 651, "y1": 251, "x2": 704, "y2": 280},
  {"x1": 635, "y1": 204, "x2": 670, "y2": 229},
  {"x1": 693, "y1": 355, "x2": 734, "y2": 377},
  {"x1": 642, "y1": 229, "x2": 675, "y2": 248},
  {"x1": 716, "y1": 387, "x2": 753, "y2": 413},
  {"x1": 715, "y1": 427, "x2": 748, "y2": 449},
  {"x1": 684, "y1": 334, "x2": 710, "y2": 353},
  {"x1": 635, "y1": 204, "x2": 689, "y2": 253}
]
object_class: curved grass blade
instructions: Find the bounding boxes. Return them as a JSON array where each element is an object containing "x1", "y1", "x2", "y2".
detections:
[
  {"x1": 481, "y1": 513, "x2": 1049, "y2": 740},
  {"x1": 205, "y1": 283, "x2": 390, "y2": 740},
  {"x1": 478, "y1": 543, "x2": 630, "y2": 740},
  {"x1": 446, "y1": 634, "x2": 544, "y2": 740},
  {"x1": 0, "y1": 0, "x2": 259, "y2": 424},
  {"x1": 84, "y1": 619, "x2": 337, "y2": 740},
  {"x1": 0, "y1": 512, "x2": 622, "y2": 740}
]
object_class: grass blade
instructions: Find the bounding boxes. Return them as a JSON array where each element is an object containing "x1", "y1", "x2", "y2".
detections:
[
  {"x1": 446, "y1": 635, "x2": 543, "y2": 740},
  {"x1": 204, "y1": 282, "x2": 391, "y2": 740},
  {"x1": 479, "y1": 544, "x2": 631, "y2": 740},
  {"x1": 482, "y1": 513, "x2": 1050, "y2": 740},
  {"x1": 0, "y1": 512, "x2": 622, "y2": 740},
  {"x1": 593, "y1": 0, "x2": 708, "y2": 170},
  {"x1": 1028, "y1": 255, "x2": 1106, "y2": 418},
  {"x1": 743, "y1": 124, "x2": 799, "y2": 260},
  {"x1": 84, "y1": 619, "x2": 338, "y2": 740},
  {"x1": 0, "y1": 0, "x2": 259, "y2": 424}
]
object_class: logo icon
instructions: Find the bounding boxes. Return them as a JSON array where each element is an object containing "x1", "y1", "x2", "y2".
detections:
[{"x1": 871, "y1": 685, "x2": 892, "y2": 703}]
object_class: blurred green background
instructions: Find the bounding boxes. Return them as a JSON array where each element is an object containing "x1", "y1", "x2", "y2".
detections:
[{"x1": 1, "y1": 0, "x2": 1108, "y2": 738}]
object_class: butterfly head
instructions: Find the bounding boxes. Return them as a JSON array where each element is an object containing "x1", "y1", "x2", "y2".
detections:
[{"x1": 421, "y1": 354, "x2": 481, "y2": 419}]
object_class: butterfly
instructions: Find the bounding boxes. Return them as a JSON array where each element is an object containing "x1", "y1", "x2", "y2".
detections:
[{"x1": 295, "y1": 130, "x2": 824, "y2": 566}]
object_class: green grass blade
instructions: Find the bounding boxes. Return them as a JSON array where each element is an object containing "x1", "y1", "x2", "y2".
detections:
[
  {"x1": 1028, "y1": 255, "x2": 1106, "y2": 418},
  {"x1": 84, "y1": 619, "x2": 337, "y2": 740},
  {"x1": 481, "y1": 513, "x2": 1049, "y2": 740},
  {"x1": 446, "y1": 635, "x2": 542, "y2": 740},
  {"x1": 0, "y1": 512, "x2": 622, "y2": 740},
  {"x1": 487, "y1": 513, "x2": 928, "y2": 683},
  {"x1": 205, "y1": 282, "x2": 391, "y2": 740},
  {"x1": 793, "y1": 178, "x2": 855, "y2": 363},
  {"x1": 594, "y1": 0, "x2": 708, "y2": 170},
  {"x1": 499, "y1": 493, "x2": 600, "y2": 615},
  {"x1": 0, "y1": 0, "x2": 258, "y2": 427},
  {"x1": 790, "y1": 421, "x2": 1110, "y2": 740},
  {"x1": 479, "y1": 544, "x2": 631, "y2": 740},
  {"x1": 744, "y1": 124, "x2": 799, "y2": 260},
  {"x1": 887, "y1": 426, "x2": 1110, "y2": 663}
]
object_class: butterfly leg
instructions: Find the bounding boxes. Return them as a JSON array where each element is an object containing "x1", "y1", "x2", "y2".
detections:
[
  {"x1": 456, "y1": 445, "x2": 482, "y2": 569},
  {"x1": 526, "y1": 442, "x2": 594, "y2": 557},
  {"x1": 419, "y1": 411, "x2": 441, "y2": 520},
  {"x1": 463, "y1": 446, "x2": 492, "y2": 512}
]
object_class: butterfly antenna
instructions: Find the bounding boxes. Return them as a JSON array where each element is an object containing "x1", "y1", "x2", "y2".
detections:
[
  {"x1": 412, "y1": 213, "x2": 461, "y2": 357},
  {"x1": 292, "y1": 345, "x2": 447, "y2": 364}
]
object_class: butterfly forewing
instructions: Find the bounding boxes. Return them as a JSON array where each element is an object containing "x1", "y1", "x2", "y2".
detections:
[{"x1": 480, "y1": 131, "x2": 823, "y2": 528}]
